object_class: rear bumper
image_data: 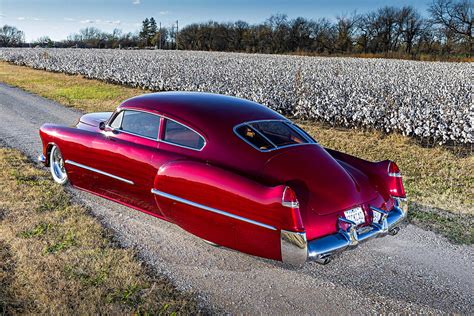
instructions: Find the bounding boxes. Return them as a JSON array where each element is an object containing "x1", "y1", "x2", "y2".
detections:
[{"x1": 280, "y1": 198, "x2": 408, "y2": 266}]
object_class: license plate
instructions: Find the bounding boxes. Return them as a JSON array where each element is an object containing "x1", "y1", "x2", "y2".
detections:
[{"x1": 344, "y1": 207, "x2": 365, "y2": 225}]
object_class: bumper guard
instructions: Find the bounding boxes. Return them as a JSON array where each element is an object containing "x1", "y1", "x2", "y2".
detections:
[{"x1": 280, "y1": 198, "x2": 408, "y2": 266}]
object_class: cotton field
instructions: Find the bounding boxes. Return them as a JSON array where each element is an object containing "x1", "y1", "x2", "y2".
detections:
[{"x1": 0, "y1": 48, "x2": 472, "y2": 144}]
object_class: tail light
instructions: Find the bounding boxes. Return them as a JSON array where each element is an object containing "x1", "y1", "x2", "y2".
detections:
[
  {"x1": 387, "y1": 161, "x2": 406, "y2": 198},
  {"x1": 282, "y1": 186, "x2": 304, "y2": 232}
]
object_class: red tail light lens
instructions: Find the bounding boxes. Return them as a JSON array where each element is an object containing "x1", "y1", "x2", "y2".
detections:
[
  {"x1": 387, "y1": 161, "x2": 406, "y2": 198},
  {"x1": 282, "y1": 186, "x2": 299, "y2": 208},
  {"x1": 282, "y1": 186, "x2": 304, "y2": 232},
  {"x1": 388, "y1": 161, "x2": 401, "y2": 177}
]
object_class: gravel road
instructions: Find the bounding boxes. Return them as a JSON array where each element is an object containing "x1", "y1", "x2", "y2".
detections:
[{"x1": 0, "y1": 82, "x2": 472, "y2": 314}]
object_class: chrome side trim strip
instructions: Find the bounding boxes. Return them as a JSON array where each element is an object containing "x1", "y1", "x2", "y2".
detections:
[
  {"x1": 151, "y1": 188, "x2": 277, "y2": 231},
  {"x1": 65, "y1": 160, "x2": 134, "y2": 185}
]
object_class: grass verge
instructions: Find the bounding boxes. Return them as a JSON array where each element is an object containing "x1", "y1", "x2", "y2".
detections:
[
  {"x1": 0, "y1": 148, "x2": 200, "y2": 314},
  {"x1": 0, "y1": 61, "x2": 472, "y2": 244}
]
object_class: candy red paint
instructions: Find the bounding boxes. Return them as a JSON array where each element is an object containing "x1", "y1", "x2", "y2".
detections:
[{"x1": 39, "y1": 92, "x2": 405, "y2": 263}]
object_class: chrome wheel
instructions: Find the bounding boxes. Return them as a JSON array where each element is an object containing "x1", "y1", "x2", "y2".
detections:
[{"x1": 50, "y1": 145, "x2": 68, "y2": 184}]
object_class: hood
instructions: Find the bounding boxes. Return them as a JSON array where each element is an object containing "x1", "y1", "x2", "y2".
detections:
[
  {"x1": 263, "y1": 144, "x2": 377, "y2": 215},
  {"x1": 79, "y1": 112, "x2": 113, "y2": 127}
]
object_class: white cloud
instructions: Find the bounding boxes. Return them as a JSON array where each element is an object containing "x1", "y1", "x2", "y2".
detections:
[
  {"x1": 80, "y1": 19, "x2": 95, "y2": 24},
  {"x1": 64, "y1": 17, "x2": 75, "y2": 21},
  {"x1": 132, "y1": 0, "x2": 140, "y2": 4},
  {"x1": 105, "y1": 20, "x2": 121, "y2": 25},
  {"x1": 15, "y1": 16, "x2": 42, "y2": 21},
  {"x1": 0, "y1": 13, "x2": 5, "y2": 18},
  {"x1": 159, "y1": 11, "x2": 169, "y2": 15}
]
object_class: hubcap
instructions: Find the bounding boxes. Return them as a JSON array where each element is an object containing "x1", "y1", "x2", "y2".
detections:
[{"x1": 51, "y1": 147, "x2": 67, "y2": 182}]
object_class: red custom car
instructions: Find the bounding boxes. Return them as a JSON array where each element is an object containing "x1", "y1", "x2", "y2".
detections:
[{"x1": 38, "y1": 92, "x2": 407, "y2": 265}]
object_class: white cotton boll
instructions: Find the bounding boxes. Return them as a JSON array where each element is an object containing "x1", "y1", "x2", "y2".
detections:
[{"x1": 0, "y1": 48, "x2": 471, "y2": 144}]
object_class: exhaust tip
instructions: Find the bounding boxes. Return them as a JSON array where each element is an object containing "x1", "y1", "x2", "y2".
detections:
[
  {"x1": 389, "y1": 227, "x2": 400, "y2": 236},
  {"x1": 315, "y1": 255, "x2": 332, "y2": 265}
]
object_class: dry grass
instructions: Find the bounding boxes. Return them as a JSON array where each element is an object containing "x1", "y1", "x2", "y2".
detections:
[
  {"x1": 0, "y1": 148, "x2": 199, "y2": 314},
  {"x1": 0, "y1": 61, "x2": 472, "y2": 243},
  {"x1": 0, "y1": 62, "x2": 141, "y2": 113}
]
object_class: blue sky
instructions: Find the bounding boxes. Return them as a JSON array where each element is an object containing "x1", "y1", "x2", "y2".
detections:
[{"x1": 1, "y1": 0, "x2": 430, "y2": 42}]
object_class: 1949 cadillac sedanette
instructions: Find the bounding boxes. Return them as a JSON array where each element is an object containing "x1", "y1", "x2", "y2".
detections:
[{"x1": 38, "y1": 92, "x2": 407, "y2": 266}]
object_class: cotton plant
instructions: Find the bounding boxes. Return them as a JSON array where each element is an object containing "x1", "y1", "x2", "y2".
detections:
[{"x1": 0, "y1": 48, "x2": 471, "y2": 144}]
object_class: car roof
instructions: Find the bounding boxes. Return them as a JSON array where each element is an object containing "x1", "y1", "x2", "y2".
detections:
[{"x1": 119, "y1": 92, "x2": 286, "y2": 137}]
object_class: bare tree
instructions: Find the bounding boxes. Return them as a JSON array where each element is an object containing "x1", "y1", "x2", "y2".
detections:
[
  {"x1": 429, "y1": 0, "x2": 473, "y2": 54},
  {"x1": 0, "y1": 25, "x2": 24, "y2": 47},
  {"x1": 335, "y1": 13, "x2": 359, "y2": 53},
  {"x1": 398, "y1": 6, "x2": 423, "y2": 54},
  {"x1": 266, "y1": 14, "x2": 291, "y2": 53},
  {"x1": 289, "y1": 17, "x2": 313, "y2": 52},
  {"x1": 32, "y1": 36, "x2": 54, "y2": 48}
]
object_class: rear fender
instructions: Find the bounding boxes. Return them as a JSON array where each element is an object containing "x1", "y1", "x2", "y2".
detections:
[
  {"x1": 325, "y1": 148, "x2": 395, "y2": 200},
  {"x1": 153, "y1": 160, "x2": 301, "y2": 261}
]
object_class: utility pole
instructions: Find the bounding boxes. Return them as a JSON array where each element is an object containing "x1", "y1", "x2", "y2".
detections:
[
  {"x1": 159, "y1": 22, "x2": 162, "y2": 49},
  {"x1": 176, "y1": 20, "x2": 179, "y2": 50}
]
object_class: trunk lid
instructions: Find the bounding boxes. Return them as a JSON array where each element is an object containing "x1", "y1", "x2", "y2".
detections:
[{"x1": 263, "y1": 144, "x2": 377, "y2": 216}]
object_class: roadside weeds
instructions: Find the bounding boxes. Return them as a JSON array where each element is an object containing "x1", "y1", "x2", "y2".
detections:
[{"x1": 0, "y1": 148, "x2": 200, "y2": 314}]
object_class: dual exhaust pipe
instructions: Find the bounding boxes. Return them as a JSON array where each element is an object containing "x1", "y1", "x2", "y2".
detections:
[{"x1": 313, "y1": 225, "x2": 401, "y2": 265}]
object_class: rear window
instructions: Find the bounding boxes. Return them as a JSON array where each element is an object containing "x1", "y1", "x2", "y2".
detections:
[
  {"x1": 235, "y1": 125, "x2": 275, "y2": 151},
  {"x1": 163, "y1": 119, "x2": 205, "y2": 150},
  {"x1": 235, "y1": 120, "x2": 311, "y2": 151}
]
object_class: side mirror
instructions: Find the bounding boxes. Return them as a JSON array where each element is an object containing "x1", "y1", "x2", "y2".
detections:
[{"x1": 99, "y1": 121, "x2": 106, "y2": 130}]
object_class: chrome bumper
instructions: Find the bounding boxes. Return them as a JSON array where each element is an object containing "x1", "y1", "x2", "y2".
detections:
[{"x1": 281, "y1": 198, "x2": 408, "y2": 266}]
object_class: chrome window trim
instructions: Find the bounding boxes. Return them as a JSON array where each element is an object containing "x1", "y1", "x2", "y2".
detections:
[
  {"x1": 65, "y1": 160, "x2": 134, "y2": 185},
  {"x1": 286, "y1": 122, "x2": 317, "y2": 143},
  {"x1": 151, "y1": 188, "x2": 277, "y2": 231},
  {"x1": 250, "y1": 125, "x2": 278, "y2": 148},
  {"x1": 113, "y1": 128, "x2": 159, "y2": 141},
  {"x1": 233, "y1": 119, "x2": 317, "y2": 152},
  {"x1": 234, "y1": 124, "x2": 277, "y2": 150},
  {"x1": 105, "y1": 108, "x2": 207, "y2": 151},
  {"x1": 106, "y1": 109, "x2": 161, "y2": 141}
]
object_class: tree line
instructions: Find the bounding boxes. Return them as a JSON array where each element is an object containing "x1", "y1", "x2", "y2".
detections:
[{"x1": 1, "y1": 0, "x2": 472, "y2": 58}]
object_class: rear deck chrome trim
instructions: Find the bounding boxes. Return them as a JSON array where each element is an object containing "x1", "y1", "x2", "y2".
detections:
[
  {"x1": 151, "y1": 188, "x2": 277, "y2": 231},
  {"x1": 65, "y1": 160, "x2": 134, "y2": 185}
]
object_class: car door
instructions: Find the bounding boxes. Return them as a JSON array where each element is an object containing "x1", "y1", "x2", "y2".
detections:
[{"x1": 91, "y1": 109, "x2": 163, "y2": 215}]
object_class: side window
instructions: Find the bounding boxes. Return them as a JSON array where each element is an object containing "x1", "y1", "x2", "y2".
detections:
[
  {"x1": 115, "y1": 110, "x2": 160, "y2": 139},
  {"x1": 163, "y1": 119, "x2": 205, "y2": 150},
  {"x1": 235, "y1": 125, "x2": 275, "y2": 150},
  {"x1": 110, "y1": 111, "x2": 123, "y2": 129}
]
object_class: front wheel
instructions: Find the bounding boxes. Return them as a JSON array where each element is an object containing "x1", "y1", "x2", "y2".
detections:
[{"x1": 49, "y1": 145, "x2": 68, "y2": 185}]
